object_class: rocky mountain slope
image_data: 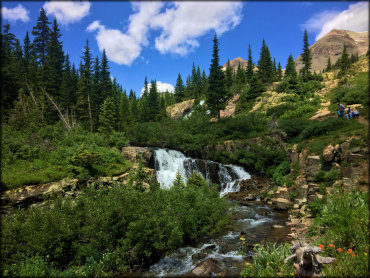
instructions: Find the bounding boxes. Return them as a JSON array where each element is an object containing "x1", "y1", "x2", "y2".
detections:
[{"x1": 295, "y1": 29, "x2": 368, "y2": 72}]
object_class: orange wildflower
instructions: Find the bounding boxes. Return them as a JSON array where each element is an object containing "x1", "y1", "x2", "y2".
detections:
[
  {"x1": 347, "y1": 249, "x2": 353, "y2": 254},
  {"x1": 328, "y1": 243, "x2": 335, "y2": 248},
  {"x1": 351, "y1": 253, "x2": 356, "y2": 257},
  {"x1": 337, "y1": 248, "x2": 343, "y2": 253},
  {"x1": 319, "y1": 244, "x2": 325, "y2": 251}
]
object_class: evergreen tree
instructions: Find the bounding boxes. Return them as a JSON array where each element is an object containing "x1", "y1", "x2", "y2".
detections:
[
  {"x1": 76, "y1": 39, "x2": 93, "y2": 131},
  {"x1": 206, "y1": 33, "x2": 227, "y2": 120},
  {"x1": 23, "y1": 31, "x2": 31, "y2": 68},
  {"x1": 277, "y1": 62, "x2": 282, "y2": 81},
  {"x1": 300, "y1": 29, "x2": 312, "y2": 79},
  {"x1": 32, "y1": 8, "x2": 50, "y2": 69},
  {"x1": 129, "y1": 90, "x2": 139, "y2": 122},
  {"x1": 101, "y1": 49, "x2": 112, "y2": 99},
  {"x1": 60, "y1": 54, "x2": 76, "y2": 109},
  {"x1": 338, "y1": 44, "x2": 350, "y2": 78},
  {"x1": 257, "y1": 39, "x2": 273, "y2": 84},
  {"x1": 98, "y1": 97, "x2": 117, "y2": 134},
  {"x1": 284, "y1": 54, "x2": 297, "y2": 78},
  {"x1": 174, "y1": 73, "x2": 185, "y2": 102},
  {"x1": 325, "y1": 57, "x2": 332, "y2": 72},
  {"x1": 118, "y1": 91, "x2": 131, "y2": 130},
  {"x1": 272, "y1": 58, "x2": 277, "y2": 81},
  {"x1": 147, "y1": 80, "x2": 159, "y2": 121},
  {"x1": 225, "y1": 59, "x2": 233, "y2": 89},
  {"x1": 45, "y1": 18, "x2": 64, "y2": 102},
  {"x1": 246, "y1": 75, "x2": 265, "y2": 100},
  {"x1": 139, "y1": 77, "x2": 150, "y2": 122},
  {"x1": 246, "y1": 44, "x2": 254, "y2": 81}
]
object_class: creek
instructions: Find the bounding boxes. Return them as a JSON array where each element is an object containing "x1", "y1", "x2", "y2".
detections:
[{"x1": 141, "y1": 148, "x2": 290, "y2": 276}]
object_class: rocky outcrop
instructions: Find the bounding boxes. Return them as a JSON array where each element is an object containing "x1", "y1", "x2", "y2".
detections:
[
  {"x1": 189, "y1": 258, "x2": 220, "y2": 276},
  {"x1": 295, "y1": 29, "x2": 369, "y2": 72},
  {"x1": 220, "y1": 94, "x2": 239, "y2": 118},
  {"x1": 122, "y1": 146, "x2": 154, "y2": 167},
  {"x1": 305, "y1": 156, "x2": 321, "y2": 181},
  {"x1": 166, "y1": 99, "x2": 194, "y2": 119},
  {"x1": 272, "y1": 198, "x2": 292, "y2": 210}
]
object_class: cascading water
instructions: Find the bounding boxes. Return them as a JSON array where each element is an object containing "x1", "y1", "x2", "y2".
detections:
[{"x1": 153, "y1": 148, "x2": 250, "y2": 195}]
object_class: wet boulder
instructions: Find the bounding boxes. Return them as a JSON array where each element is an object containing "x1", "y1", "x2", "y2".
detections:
[{"x1": 189, "y1": 258, "x2": 220, "y2": 276}]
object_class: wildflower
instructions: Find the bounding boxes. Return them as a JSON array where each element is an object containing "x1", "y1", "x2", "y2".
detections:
[
  {"x1": 240, "y1": 237, "x2": 246, "y2": 241},
  {"x1": 337, "y1": 248, "x2": 343, "y2": 253},
  {"x1": 347, "y1": 249, "x2": 353, "y2": 254},
  {"x1": 328, "y1": 243, "x2": 335, "y2": 248},
  {"x1": 351, "y1": 253, "x2": 356, "y2": 257},
  {"x1": 319, "y1": 244, "x2": 325, "y2": 251},
  {"x1": 364, "y1": 253, "x2": 368, "y2": 256},
  {"x1": 245, "y1": 262, "x2": 251, "y2": 266}
]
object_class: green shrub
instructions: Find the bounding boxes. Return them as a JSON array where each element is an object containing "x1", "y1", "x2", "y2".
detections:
[
  {"x1": 1, "y1": 174, "x2": 230, "y2": 276},
  {"x1": 266, "y1": 103, "x2": 296, "y2": 118},
  {"x1": 240, "y1": 242, "x2": 294, "y2": 277},
  {"x1": 330, "y1": 72, "x2": 368, "y2": 105},
  {"x1": 272, "y1": 161, "x2": 290, "y2": 186}
]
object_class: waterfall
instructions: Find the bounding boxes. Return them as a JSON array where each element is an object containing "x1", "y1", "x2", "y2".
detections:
[{"x1": 154, "y1": 148, "x2": 251, "y2": 195}]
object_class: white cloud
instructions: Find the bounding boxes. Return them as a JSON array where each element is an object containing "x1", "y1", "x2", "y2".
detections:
[
  {"x1": 140, "y1": 81, "x2": 175, "y2": 96},
  {"x1": 43, "y1": 1, "x2": 91, "y2": 25},
  {"x1": 150, "y1": 1, "x2": 243, "y2": 55},
  {"x1": 1, "y1": 4, "x2": 30, "y2": 23},
  {"x1": 87, "y1": 1, "x2": 243, "y2": 65},
  {"x1": 303, "y1": 2, "x2": 369, "y2": 41}
]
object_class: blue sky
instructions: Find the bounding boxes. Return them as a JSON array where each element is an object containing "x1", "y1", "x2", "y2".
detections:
[{"x1": 2, "y1": 1, "x2": 368, "y2": 97}]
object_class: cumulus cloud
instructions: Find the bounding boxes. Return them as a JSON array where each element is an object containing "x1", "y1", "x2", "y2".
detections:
[
  {"x1": 43, "y1": 1, "x2": 90, "y2": 25},
  {"x1": 1, "y1": 4, "x2": 30, "y2": 23},
  {"x1": 87, "y1": 1, "x2": 243, "y2": 65},
  {"x1": 140, "y1": 81, "x2": 175, "y2": 97},
  {"x1": 150, "y1": 1, "x2": 243, "y2": 55},
  {"x1": 303, "y1": 2, "x2": 369, "y2": 41}
]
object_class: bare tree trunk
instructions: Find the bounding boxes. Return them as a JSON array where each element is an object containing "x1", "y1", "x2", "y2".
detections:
[
  {"x1": 43, "y1": 88, "x2": 71, "y2": 131},
  {"x1": 87, "y1": 92, "x2": 93, "y2": 132}
]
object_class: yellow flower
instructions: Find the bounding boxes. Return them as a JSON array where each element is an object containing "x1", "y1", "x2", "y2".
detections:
[
  {"x1": 266, "y1": 262, "x2": 270, "y2": 266},
  {"x1": 240, "y1": 237, "x2": 246, "y2": 241},
  {"x1": 364, "y1": 253, "x2": 368, "y2": 256},
  {"x1": 245, "y1": 262, "x2": 251, "y2": 266}
]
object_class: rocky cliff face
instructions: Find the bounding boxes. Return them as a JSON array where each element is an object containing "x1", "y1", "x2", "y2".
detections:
[{"x1": 295, "y1": 29, "x2": 369, "y2": 72}]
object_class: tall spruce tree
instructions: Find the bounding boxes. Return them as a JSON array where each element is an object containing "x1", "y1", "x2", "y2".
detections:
[
  {"x1": 98, "y1": 97, "x2": 117, "y2": 133},
  {"x1": 206, "y1": 33, "x2": 227, "y2": 120},
  {"x1": 147, "y1": 80, "x2": 159, "y2": 121},
  {"x1": 325, "y1": 57, "x2": 332, "y2": 72},
  {"x1": 23, "y1": 31, "x2": 31, "y2": 68},
  {"x1": 76, "y1": 39, "x2": 93, "y2": 131},
  {"x1": 338, "y1": 44, "x2": 350, "y2": 78},
  {"x1": 101, "y1": 49, "x2": 112, "y2": 99},
  {"x1": 32, "y1": 8, "x2": 50, "y2": 70},
  {"x1": 225, "y1": 59, "x2": 233, "y2": 89},
  {"x1": 174, "y1": 73, "x2": 185, "y2": 102},
  {"x1": 284, "y1": 54, "x2": 297, "y2": 78},
  {"x1": 45, "y1": 18, "x2": 64, "y2": 102},
  {"x1": 300, "y1": 29, "x2": 312, "y2": 79},
  {"x1": 277, "y1": 62, "x2": 282, "y2": 81},
  {"x1": 257, "y1": 39, "x2": 273, "y2": 84},
  {"x1": 246, "y1": 44, "x2": 254, "y2": 81}
]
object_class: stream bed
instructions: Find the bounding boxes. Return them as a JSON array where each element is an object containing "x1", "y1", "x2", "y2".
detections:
[{"x1": 144, "y1": 200, "x2": 290, "y2": 276}]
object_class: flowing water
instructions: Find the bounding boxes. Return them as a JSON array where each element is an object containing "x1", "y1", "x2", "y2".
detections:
[
  {"x1": 154, "y1": 148, "x2": 251, "y2": 196},
  {"x1": 141, "y1": 148, "x2": 289, "y2": 276}
]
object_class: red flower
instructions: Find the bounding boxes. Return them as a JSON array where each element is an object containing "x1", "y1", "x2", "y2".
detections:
[
  {"x1": 319, "y1": 244, "x2": 325, "y2": 251},
  {"x1": 347, "y1": 249, "x2": 353, "y2": 254},
  {"x1": 351, "y1": 253, "x2": 356, "y2": 257},
  {"x1": 337, "y1": 248, "x2": 343, "y2": 253},
  {"x1": 329, "y1": 243, "x2": 335, "y2": 248}
]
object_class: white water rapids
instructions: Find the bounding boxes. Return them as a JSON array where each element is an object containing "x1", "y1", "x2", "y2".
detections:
[{"x1": 153, "y1": 148, "x2": 251, "y2": 196}]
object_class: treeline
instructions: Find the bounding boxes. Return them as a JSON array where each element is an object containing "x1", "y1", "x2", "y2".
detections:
[{"x1": 1, "y1": 8, "x2": 176, "y2": 133}]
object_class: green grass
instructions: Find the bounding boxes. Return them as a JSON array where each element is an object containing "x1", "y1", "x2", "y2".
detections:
[{"x1": 1, "y1": 124, "x2": 131, "y2": 190}]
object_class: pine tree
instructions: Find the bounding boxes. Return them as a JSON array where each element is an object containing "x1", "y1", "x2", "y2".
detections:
[
  {"x1": 300, "y1": 29, "x2": 312, "y2": 80},
  {"x1": 23, "y1": 31, "x2": 31, "y2": 68},
  {"x1": 338, "y1": 44, "x2": 350, "y2": 78},
  {"x1": 147, "y1": 80, "x2": 159, "y2": 121},
  {"x1": 225, "y1": 59, "x2": 233, "y2": 89},
  {"x1": 257, "y1": 39, "x2": 273, "y2": 84},
  {"x1": 246, "y1": 44, "x2": 254, "y2": 81},
  {"x1": 101, "y1": 49, "x2": 112, "y2": 99},
  {"x1": 284, "y1": 54, "x2": 297, "y2": 78},
  {"x1": 139, "y1": 76, "x2": 150, "y2": 122},
  {"x1": 118, "y1": 91, "x2": 131, "y2": 130},
  {"x1": 325, "y1": 57, "x2": 332, "y2": 72},
  {"x1": 272, "y1": 58, "x2": 277, "y2": 81},
  {"x1": 76, "y1": 39, "x2": 93, "y2": 131},
  {"x1": 174, "y1": 73, "x2": 185, "y2": 102},
  {"x1": 98, "y1": 97, "x2": 117, "y2": 134},
  {"x1": 32, "y1": 8, "x2": 50, "y2": 69},
  {"x1": 45, "y1": 18, "x2": 64, "y2": 102},
  {"x1": 60, "y1": 54, "x2": 76, "y2": 109},
  {"x1": 206, "y1": 33, "x2": 227, "y2": 120},
  {"x1": 277, "y1": 62, "x2": 282, "y2": 81},
  {"x1": 246, "y1": 75, "x2": 265, "y2": 100}
]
